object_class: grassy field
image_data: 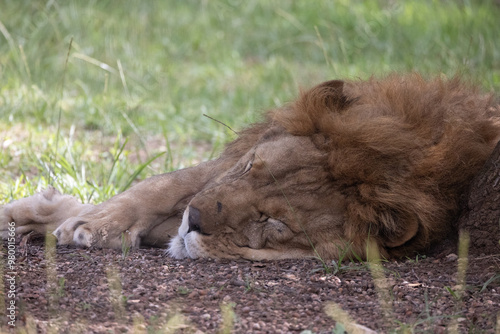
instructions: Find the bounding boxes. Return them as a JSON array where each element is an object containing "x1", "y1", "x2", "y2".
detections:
[{"x1": 1, "y1": 0, "x2": 500, "y2": 202}]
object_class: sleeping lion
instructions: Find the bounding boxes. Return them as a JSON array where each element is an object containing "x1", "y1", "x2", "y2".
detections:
[{"x1": 2, "y1": 73, "x2": 499, "y2": 260}]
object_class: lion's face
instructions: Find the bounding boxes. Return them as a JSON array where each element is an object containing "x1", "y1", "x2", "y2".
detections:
[{"x1": 168, "y1": 128, "x2": 347, "y2": 260}]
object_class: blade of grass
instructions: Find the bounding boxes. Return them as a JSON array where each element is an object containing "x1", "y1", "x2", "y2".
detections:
[
  {"x1": 107, "y1": 137, "x2": 129, "y2": 185},
  {"x1": 366, "y1": 239, "x2": 394, "y2": 325},
  {"x1": 51, "y1": 37, "x2": 73, "y2": 186}
]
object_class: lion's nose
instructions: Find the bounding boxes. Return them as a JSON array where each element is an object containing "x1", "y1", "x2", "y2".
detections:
[{"x1": 187, "y1": 206, "x2": 202, "y2": 234}]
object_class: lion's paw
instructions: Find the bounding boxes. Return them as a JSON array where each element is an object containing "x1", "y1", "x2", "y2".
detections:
[
  {"x1": 52, "y1": 212, "x2": 142, "y2": 249},
  {"x1": 0, "y1": 187, "x2": 92, "y2": 241},
  {"x1": 52, "y1": 218, "x2": 90, "y2": 246}
]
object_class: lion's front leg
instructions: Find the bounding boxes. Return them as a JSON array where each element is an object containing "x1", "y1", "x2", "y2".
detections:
[
  {"x1": 52, "y1": 193, "x2": 184, "y2": 248},
  {"x1": 51, "y1": 159, "x2": 225, "y2": 249}
]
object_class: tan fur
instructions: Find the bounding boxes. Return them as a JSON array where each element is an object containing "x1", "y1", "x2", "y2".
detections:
[{"x1": 2, "y1": 74, "x2": 499, "y2": 260}]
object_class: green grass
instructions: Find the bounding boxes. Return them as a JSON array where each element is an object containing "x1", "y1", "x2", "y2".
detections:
[{"x1": 1, "y1": 0, "x2": 500, "y2": 201}]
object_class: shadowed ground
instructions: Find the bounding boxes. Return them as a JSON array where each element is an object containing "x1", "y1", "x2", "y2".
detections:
[{"x1": 3, "y1": 240, "x2": 499, "y2": 333}]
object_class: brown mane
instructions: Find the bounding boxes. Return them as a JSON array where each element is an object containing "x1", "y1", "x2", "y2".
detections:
[{"x1": 272, "y1": 73, "x2": 500, "y2": 256}]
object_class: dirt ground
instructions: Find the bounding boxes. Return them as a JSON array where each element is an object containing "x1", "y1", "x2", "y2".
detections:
[{"x1": 2, "y1": 238, "x2": 500, "y2": 334}]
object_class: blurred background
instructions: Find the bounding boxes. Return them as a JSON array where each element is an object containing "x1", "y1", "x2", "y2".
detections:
[{"x1": 1, "y1": 0, "x2": 499, "y2": 202}]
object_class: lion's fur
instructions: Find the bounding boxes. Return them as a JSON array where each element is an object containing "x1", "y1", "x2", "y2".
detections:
[
  {"x1": 214, "y1": 73, "x2": 500, "y2": 258},
  {"x1": 272, "y1": 74, "x2": 499, "y2": 257},
  {"x1": 2, "y1": 73, "x2": 500, "y2": 260}
]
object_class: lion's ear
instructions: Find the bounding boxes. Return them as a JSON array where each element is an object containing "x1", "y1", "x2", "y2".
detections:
[
  {"x1": 317, "y1": 79, "x2": 344, "y2": 90},
  {"x1": 274, "y1": 79, "x2": 352, "y2": 136},
  {"x1": 313, "y1": 80, "x2": 352, "y2": 111}
]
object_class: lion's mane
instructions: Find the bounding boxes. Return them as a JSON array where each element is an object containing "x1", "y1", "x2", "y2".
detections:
[{"x1": 270, "y1": 74, "x2": 499, "y2": 256}]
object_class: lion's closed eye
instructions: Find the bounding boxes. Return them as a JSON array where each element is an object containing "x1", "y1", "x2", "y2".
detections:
[{"x1": 243, "y1": 160, "x2": 253, "y2": 174}]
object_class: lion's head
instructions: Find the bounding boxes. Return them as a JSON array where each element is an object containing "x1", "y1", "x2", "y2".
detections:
[
  {"x1": 168, "y1": 74, "x2": 500, "y2": 261},
  {"x1": 168, "y1": 127, "x2": 349, "y2": 260}
]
